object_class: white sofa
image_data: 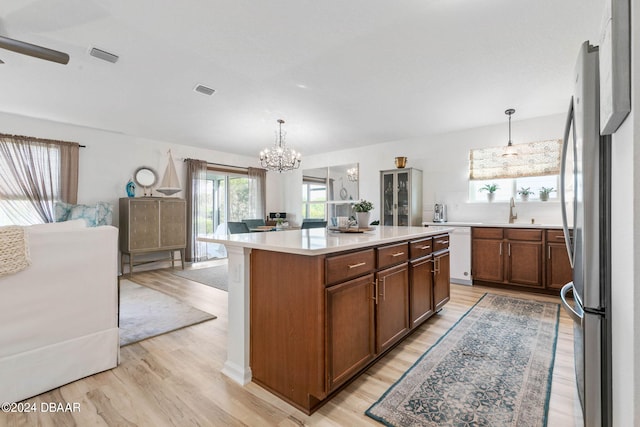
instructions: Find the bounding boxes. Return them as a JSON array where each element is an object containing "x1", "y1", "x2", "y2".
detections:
[{"x1": 0, "y1": 220, "x2": 119, "y2": 403}]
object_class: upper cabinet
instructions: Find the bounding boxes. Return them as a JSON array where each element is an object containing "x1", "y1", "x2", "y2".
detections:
[{"x1": 380, "y1": 168, "x2": 423, "y2": 226}]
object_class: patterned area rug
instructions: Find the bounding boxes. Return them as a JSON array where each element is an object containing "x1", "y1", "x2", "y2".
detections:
[
  {"x1": 170, "y1": 265, "x2": 228, "y2": 291},
  {"x1": 366, "y1": 293, "x2": 560, "y2": 427},
  {"x1": 119, "y1": 280, "x2": 216, "y2": 346}
]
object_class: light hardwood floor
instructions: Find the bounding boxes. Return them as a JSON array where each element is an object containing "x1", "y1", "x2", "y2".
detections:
[{"x1": 2, "y1": 262, "x2": 582, "y2": 426}]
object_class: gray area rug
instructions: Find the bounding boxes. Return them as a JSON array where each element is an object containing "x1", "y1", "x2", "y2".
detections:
[
  {"x1": 170, "y1": 265, "x2": 228, "y2": 291},
  {"x1": 366, "y1": 293, "x2": 560, "y2": 427},
  {"x1": 119, "y1": 280, "x2": 216, "y2": 346}
]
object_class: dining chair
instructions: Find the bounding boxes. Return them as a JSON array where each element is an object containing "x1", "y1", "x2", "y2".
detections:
[
  {"x1": 301, "y1": 219, "x2": 327, "y2": 229},
  {"x1": 242, "y1": 218, "x2": 266, "y2": 229},
  {"x1": 227, "y1": 222, "x2": 250, "y2": 234}
]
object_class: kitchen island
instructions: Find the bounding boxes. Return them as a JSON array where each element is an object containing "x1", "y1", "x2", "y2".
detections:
[{"x1": 199, "y1": 225, "x2": 452, "y2": 413}]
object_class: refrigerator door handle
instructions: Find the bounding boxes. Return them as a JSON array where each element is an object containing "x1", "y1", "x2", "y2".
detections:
[
  {"x1": 560, "y1": 282, "x2": 583, "y2": 323},
  {"x1": 560, "y1": 97, "x2": 575, "y2": 268}
]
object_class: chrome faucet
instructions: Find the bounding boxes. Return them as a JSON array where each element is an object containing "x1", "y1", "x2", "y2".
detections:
[{"x1": 509, "y1": 197, "x2": 518, "y2": 224}]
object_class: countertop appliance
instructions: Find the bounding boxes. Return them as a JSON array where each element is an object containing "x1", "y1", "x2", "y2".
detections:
[
  {"x1": 433, "y1": 204, "x2": 447, "y2": 223},
  {"x1": 560, "y1": 41, "x2": 612, "y2": 427}
]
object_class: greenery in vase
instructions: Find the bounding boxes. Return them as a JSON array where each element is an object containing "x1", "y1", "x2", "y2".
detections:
[
  {"x1": 539, "y1": 187, "x2": 555, "y2": 196},
  {"x1": 479, "y1": 183, "x2": 499, "y2": 194},
  {"x1": 353, "y1": 199, "x2": 374, "y2": 212},
  {"x1": 518, "y1": 187, "x2": 534, "y2": 196}
]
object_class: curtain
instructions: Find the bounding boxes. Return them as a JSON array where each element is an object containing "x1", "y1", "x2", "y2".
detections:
[
  {"x1": 247, "y1": 167, "x2": 266, "y2": 220},
  {"x1": 185, "y1": 158, "x2": 209, "y2": 262},
  {"x1": 0, "y1": 134, "x2": 79, "y2": 224},
  {"x1": 469, "y1": 139, "x2": 562, "y2": 181}
]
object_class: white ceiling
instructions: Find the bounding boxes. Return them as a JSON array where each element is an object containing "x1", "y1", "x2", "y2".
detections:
[{"x1": 0, "y1": 0, "x2": 604, "y2": 157}]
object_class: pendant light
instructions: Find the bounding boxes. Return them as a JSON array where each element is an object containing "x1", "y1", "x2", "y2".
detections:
[{"x1": 502, "y1": 108, "x2": 518, "y2": 158}]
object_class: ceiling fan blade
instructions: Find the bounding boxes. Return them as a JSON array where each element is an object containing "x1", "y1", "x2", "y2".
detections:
[{"x1": 0, "y1": 35, "x2": 69, "y2": 64}]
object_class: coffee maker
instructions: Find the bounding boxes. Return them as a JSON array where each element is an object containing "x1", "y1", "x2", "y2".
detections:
[{"x1": 433, "y1": 204, "x2": 447, "y2": 223}]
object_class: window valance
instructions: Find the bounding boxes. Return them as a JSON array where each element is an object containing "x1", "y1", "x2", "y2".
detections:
[{"x1": 469, "y1": 139, "x2": 562, "y2": 181}]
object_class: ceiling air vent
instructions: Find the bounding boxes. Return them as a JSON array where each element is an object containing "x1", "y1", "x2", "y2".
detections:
[
  {"x1": 89, "y1": 47, "x2": 118, "y2": 63},
  {"x1": 194, "y1": 84, "x2": 215, "y2": 96}
]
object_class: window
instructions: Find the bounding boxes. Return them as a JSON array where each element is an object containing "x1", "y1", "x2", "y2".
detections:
[
  {"x1": 302, "y1": 180, "x2": 327, "y2": 219},
  {"x1": 468, "y1": 139, "x2": 563, "y2": 202},
  {"x1": 0, "y1": 135, "x2": 79, "y2": 225}
]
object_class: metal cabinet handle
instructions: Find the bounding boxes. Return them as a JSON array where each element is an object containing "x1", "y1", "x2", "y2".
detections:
[
  {"x1": 499, "y1": 242, "x2": 502, "y2": 256},
  {"x1": 548, "y1": 246, "x2": 551, "y2": 259},
  {"x1": 348, "y1": 261, "x2": 366, "y2": 269},
  {"x1": 391, "y1": 252, "x2": 405, "y2": 257},
  {"x1": 419, "y1": 245, "x2": 431, "y2": 250},
  {"x1": 436, "y1": 239, "x2": 449, "y2": 245},
  {"x1": 508, "y1": 243, "x2": 511, "y2": 257},
  {"x1": 372, "y1": 280, "x2": 378, "y2": 304}
]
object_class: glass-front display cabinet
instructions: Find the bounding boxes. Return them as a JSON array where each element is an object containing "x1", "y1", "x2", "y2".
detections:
[{"x1": 380, "y1": 168, "x2": 423, "y2": 226}]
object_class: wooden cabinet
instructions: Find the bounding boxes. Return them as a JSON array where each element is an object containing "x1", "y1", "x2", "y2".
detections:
[
  {"x1": 326, "y1": 274, "x2": 375, "y2": 390},
  {"x1": 375, "y1": 263, "x2": 409, "y2": 353},
  {"x1": 472, "y1": 227, "x2": 572, "y2": 293},
  {"x1": 433, "y1": 251, "x2": 450, "y2": 310},
  {"x1": 119, "y1": 197, "x2": 186, "y2": 275},
  {"x1": 409, "y1": 256, "x2": 434, "y2": 327},
  {"x1": 250, "y1": 234, "x2": 450, "y2": 414},
  {"x1": 408, "y1": 234, "x2": 450, "y2": 328},
  {"x1": 380, "y1": 168, "x2": 422, "y2": 226},
  {"x1": 505, "y1": 229, "x2": 543, "y2": 288},
  {"x1": 546, "y1": 230, "x2": 573, "y2": 290},
  {"x1": 471, "y1": 228, "x2": 504, "y2": 283}
]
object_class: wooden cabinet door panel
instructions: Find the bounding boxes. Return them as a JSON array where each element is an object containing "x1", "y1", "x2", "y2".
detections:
[
  {"x1": 376, "y1": 263, "x2": 409, "y2": 353},
  {"x1": 326, "y1": 274, "x2": 375, "y2": 391},
  {"x1": 409, "y1": 257, "x2": 433, "y2": 328},
  {"x1": 433, "y1": 252, "x2": 450, "y2": 311},
  {"x1": 547, "y1": 243, "x2": 573, "y2": 290},
  {"x1": 508, "y1": 241, "x2": 543, "y2": 287},
  {"x1": 129, "y1": 200, "x2": 159, "y2": 250},
  {"x1": 472, "y1": 239, "x2": 503, "y2": 282},
  {"x1": 159, "y1": 200, "x2": 186, "y2": 247}
]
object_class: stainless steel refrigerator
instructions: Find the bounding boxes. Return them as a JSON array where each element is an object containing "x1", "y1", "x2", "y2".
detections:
[{"x1": 560, "y1": 41, "x2": 612, "y2": 427}]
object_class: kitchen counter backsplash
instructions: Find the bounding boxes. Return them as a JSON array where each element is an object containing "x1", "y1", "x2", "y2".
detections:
[{"x1": 422, "y1": 199, "x2": 570, "y2": 227}]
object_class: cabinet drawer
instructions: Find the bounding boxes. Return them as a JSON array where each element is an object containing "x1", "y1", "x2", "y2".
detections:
[
  {"x1": 410, "y1": 238, "x2": 432, "y2": 259},
  {"x1": 505, "y1": 228, "x2": 542, "y2": 241},
  {"x1": 432, "y1": 234, "x2": 450, "y2": 252},
  {"x1": 377, "y1": 242, "x2": 409, "y2": 269},
  {"x1": 326, "y1": 249, "x2": 375, "y2": 284},
  {"x1": 473, "y1": 227, "x2": 503, "y2": 239},
  {"x1": 546, "y1": 230, "x2": 568, "y2": 242}
]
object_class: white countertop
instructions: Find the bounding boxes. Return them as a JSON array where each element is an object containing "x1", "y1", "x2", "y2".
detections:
[
  {"x1": 422, "y1": 221, "x2": 564, "y2": 229},
  {"x1": 198, "y1": 225, "x2": 453, "y2": 255}
]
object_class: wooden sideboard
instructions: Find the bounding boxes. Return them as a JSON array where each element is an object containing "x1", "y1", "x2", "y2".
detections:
[{"x1": 119, "y1": 197, "x2": 186, "y2": 275}]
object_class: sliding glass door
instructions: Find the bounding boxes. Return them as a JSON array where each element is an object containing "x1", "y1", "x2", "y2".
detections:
[{"x1": 197, "y1": 171, "x2": 252, "y2": 259}]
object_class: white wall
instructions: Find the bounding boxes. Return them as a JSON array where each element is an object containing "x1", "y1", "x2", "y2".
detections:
[
  {"x1": 276, "y1": 113, "x2": 568, "y2": 226},
  {"x1": 609, "y1": 1, "x2": 639, "y2": 424},
  {"x1": 0, "y1": 111, "x2": 260, "y2": 228}
]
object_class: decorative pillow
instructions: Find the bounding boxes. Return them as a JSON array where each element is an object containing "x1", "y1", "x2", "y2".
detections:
[
  {"x1": 54, "y1": 201, "x2": 73, "y2": 222},
  {"x1": 55, "y1": 202, "x2": 113, "y2": 227}
]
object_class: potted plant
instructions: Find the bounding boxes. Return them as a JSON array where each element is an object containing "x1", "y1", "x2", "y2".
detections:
[
  {"x1": 479, "y1": 183, "x2": 499, "y2": 202},
  {"x1": 518, "y1": 187, "x2": 534, "y2": 202},
  {"x1": 353, "y1": 199, "x2": 374, "y2": 228},
  {"x1": 539, "y1": 187, "x2": 555, "y2": 202}
]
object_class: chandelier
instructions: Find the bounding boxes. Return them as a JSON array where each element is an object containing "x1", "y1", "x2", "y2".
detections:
[
  {"x1": 259, "y1": 119, "x2": 301, "y2": 172},
  {"x1": 347, "y1": 166, "x2": 358, "y2": 181}
]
